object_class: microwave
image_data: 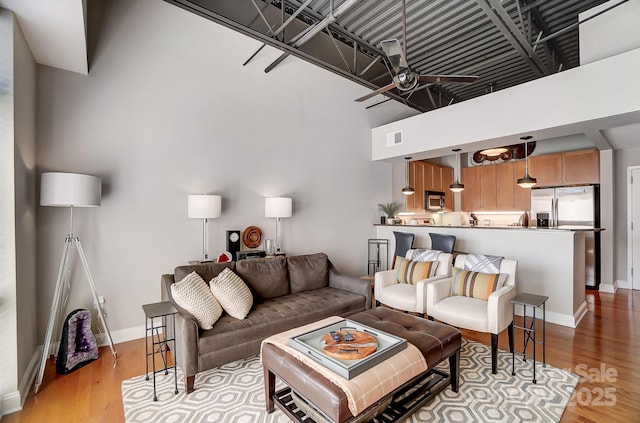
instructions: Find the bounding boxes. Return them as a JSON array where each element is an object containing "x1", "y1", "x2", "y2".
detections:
[{"x1": 425, "y1": 191, "x2": 446, "y2": 211}]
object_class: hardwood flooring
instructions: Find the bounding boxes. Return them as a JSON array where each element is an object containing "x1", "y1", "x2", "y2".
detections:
[{"x1": 3, "y1": 289, "x2": 638, "y2": 423}]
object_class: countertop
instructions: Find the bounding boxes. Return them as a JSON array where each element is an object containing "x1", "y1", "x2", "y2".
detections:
[{"x1": 374, "y1": 224, "x2": 604, "y2": 232}]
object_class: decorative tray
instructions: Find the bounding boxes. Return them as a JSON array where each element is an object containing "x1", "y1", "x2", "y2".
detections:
[{"x1": 288, "y1": 319, "x2": 407, "y2": 379}]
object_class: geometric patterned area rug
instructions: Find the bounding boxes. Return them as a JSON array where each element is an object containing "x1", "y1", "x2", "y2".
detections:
[{"x1": 122, "y1": 340, "x2": 578, "y2": 423}]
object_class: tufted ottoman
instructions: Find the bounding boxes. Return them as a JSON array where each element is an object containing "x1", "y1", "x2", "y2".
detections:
[{"x1": 263, "y1": 307, "x2": 462, "y2": 423}]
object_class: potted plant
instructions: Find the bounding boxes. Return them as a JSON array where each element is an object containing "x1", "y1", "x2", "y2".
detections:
[{"x1": 377, "y1": 202, "x2": 401, "y2": 225}]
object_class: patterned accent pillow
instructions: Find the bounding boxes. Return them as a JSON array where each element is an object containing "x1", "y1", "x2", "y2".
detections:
[
  {"x1": 394, "y1": 256, "x2": 438, "y2": 284},
  {"x1": 170, "y1": 271, "x2": 223, "y2": 330},
  {"x1": 210, "y1": 268, "x2": 253, "y2": 320},
  {"x1": 451, "y1": 267, "x2": 501, "y2": 300},
  {"x1": 411, "y1": 249, "x2": 441, "y2": 262}
]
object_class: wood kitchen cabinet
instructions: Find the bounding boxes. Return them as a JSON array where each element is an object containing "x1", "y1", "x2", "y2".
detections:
[
  {"x1": 495, "y1": 161, "x2": 531, "y2": 211},
  {"x1": 462, "y1": 166, "x2": 481, "y2": 211},
  {"x1": 479, "y1": 165, "x2": 497, "y2": 211},
  {"x1": 528, "y1": 148, "x2": 600, "y2": 187},
  {"x1": 529, "y1": 153, "x2": 562, "y2": 187},
  {"x1": 407, "y1": 161, "x2": 424, "y2": 211},
  {"x1": 562, "y1": 148, "x2": 599, "y2": 185},
  {"x1": 441, "y1": 166, "x2": 454, "y2": 210},
  {"x1": 407, "y1": 160, "x2": 454, "y2": 211}
]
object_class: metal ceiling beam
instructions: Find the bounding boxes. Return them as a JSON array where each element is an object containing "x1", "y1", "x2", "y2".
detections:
[
  {"x1": 475, "y1": 0, "x2": 548, "y2": 77},
  {"x1": 526, "y1": 3, "x2": 568, "y2": 70},
  {"x1": 264, "y1": 0, "x2": 361, "y2": 73}
]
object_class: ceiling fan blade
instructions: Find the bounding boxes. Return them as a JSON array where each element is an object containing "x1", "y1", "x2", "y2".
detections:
[
  {"x1": 417, "y1": 74, "x2": 479, "y2": 84},
  {"x1": 381, "y1": 39, "x2": 408, "y2": 72},
  {"x1": 355, "y1": 82, "x2": 397, "y2": 102}
]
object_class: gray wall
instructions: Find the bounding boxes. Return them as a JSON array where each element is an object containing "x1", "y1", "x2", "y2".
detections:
[{"x1": 35, "y1": 0, "x2": 414, "y2": 338}]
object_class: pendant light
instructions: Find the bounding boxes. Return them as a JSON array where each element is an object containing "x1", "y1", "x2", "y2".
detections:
[
  {"x1": 401, "y1": 156, "x2": 415, "y2": 196},
  {"x1": 480, "y1": 147, "x2": 508, "y2": 157},
  {"x1": 517, "y1": 136, "x2": 537, "y2": 188},
  {"x1": 449, "y1": 149, "x2": 464, "y2": 192}
]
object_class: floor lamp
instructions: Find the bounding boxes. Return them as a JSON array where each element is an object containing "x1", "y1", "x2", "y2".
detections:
[
  {"x1": 265, "y1": 197, "x2": 292, "y2": 254},
  {"x1": 35, "y1": 172, "x2": 117, "y2": 394}
]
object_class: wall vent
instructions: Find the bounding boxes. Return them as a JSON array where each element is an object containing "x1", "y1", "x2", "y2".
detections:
[{"x1": 386, "y1": 130, "x2": 403, "y2": 147}]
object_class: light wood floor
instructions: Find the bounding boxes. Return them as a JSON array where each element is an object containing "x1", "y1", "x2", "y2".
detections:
[{"x1": 3, "y1": 289, "x2": 638, "y2": 423}]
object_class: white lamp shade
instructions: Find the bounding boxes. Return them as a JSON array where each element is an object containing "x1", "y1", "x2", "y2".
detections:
[
  {"x1": 188, "y1": 194, "x2": 222, "y2": 219},
  {"x1": 265, "y1": 197, "x2": 292, "y2": 218},
  {"x1": 40, "y1": 172, "x2": 102, "y2": 207}
]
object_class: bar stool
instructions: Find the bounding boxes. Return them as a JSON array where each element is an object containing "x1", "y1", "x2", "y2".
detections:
[
  {"x1": 510, "y1": 293, "x2": 548, "y2": 384},
  {"x1": 143, "y1": 301, "x2": 179, "y2": 401}
]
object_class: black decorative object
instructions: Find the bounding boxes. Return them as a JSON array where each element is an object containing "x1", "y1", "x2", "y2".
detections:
[
  {"x1": 56, "y1": 309, "x2": 99, "y2": 374},
  {"x1": 227, "y1": 230, "x2": 241, "y2": 259}
]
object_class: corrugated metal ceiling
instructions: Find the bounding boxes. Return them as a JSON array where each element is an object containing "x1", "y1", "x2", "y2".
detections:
[{"x1": 165, "y1": 0, "x2": 614, "y2": 112}]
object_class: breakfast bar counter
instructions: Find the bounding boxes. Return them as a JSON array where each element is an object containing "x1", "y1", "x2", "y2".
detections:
[{"x1": 375, "y1": 225, "x2": 593, "y2": 328}]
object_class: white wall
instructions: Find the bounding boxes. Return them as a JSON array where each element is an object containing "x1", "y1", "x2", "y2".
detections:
[{"x1": 34, "y1": 0, "x2": 414, "y2": 339}]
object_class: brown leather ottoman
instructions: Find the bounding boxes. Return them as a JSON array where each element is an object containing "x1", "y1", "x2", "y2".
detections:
[{"x1": 263, "y1": 307, "x2": 462, "y2": 423}]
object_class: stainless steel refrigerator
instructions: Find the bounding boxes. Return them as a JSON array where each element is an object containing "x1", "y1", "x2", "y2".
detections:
[{"x1": 530, "y1": 185, "x2": 600, "y2": 288}]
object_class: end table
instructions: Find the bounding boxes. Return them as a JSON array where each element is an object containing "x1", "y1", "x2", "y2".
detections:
[
  {"x1": 511, "y1": 293, "x2": 548, "y2": 384},
  {"x1": 142, "y1": 301, "x2": 179, "y2": 401}
]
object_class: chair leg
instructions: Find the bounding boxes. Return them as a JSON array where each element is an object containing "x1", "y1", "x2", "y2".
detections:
[
  {"x1": 508, "y1": 321, "x2": 514, "y2": 354},
  {"x1": 491, "y1": 333, "x2": 498, "y2": 374}
]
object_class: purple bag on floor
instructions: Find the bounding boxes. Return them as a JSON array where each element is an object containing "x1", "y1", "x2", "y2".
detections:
[{"x1": 56, "y1": 309, "x2": 99, "y2": 374}]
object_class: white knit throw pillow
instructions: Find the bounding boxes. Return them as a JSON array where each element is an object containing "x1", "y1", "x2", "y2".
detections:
[
  {"x1": 170, "y1": 271, "x2": 222, "y2": 330},
  {"x1": 210, "y1": 268, "x2": 253, "y2": 320}
]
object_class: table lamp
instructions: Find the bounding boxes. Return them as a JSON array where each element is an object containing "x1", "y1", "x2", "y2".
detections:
[
  {"x1": 265, "y1": 197, "x2": 292, "y2": 254},
  {"x1": 188, "y1": 194, "x2": 222, "y2": 261}
]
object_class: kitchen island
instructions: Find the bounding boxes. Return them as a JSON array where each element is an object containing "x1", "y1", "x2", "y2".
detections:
[{"x1": 375, "y1": 224, "x2": 598, "y2": 328}]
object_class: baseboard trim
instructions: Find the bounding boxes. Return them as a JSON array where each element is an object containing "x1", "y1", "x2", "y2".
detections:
[
  {"x1": 573, "y1": 301, "x2": 588, "y2": 327},
  {"x1": 615, "y1": 279, "x2": 630, "y2": 289},
  {"x1": 95, "y1": 325, "x2": 146, "y2": 347},
  {"x1": 599, "y1": 280, "x2": 618, "y2": 293},
  {"x1": 1, "y1": 390, "x2": 21, "y2": 416}
]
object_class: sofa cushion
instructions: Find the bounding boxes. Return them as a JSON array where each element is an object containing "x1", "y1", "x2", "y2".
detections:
[
  {"x1": 170, "y1": 271, "x2": 223, "y2": 330},
  {"x1": 451, "y1": 267, "x2": 503, "y2": 301},
  {"x1": 210, "y1": 268, "x2": 253, "y2": 319},
  {"x1": 288, "y1": 253, "x2": 329, "y2": 294},
  {"x1": 174, "y1": 262, "x2": 235, "y2": 285},
  {"x1": 394, "y1": 256, "x2": 438, "y2": 284},
  {"x1": 235, "y1": 256, "x2": 288, "y2": 300},
  {"x1": 198, "y1": 287, "x2": 366, "y2": 352}
]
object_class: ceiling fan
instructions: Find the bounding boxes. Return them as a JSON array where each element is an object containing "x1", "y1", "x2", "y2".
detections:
[{"x1": 355, "y1": 0, "x2": 479, "y2": 103}]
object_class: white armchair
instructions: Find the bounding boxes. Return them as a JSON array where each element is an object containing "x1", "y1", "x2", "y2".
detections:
[
  {"x1": 426, "y1": 254, "x2": 517, "y2": 374},
  {"x1": 375, "y1": 249, "x2": 453, "y2": 317}
]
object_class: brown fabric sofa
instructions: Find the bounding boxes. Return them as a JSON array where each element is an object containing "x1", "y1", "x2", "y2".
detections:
[{"x1": 161, "y1": 253, "x2": 371, "y2": 393}]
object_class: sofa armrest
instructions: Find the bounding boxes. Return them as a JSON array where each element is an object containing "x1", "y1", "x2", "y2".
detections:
[
  {"x1": 374, "y1": 269, "x2": 396, "y2": 292},
  {"x1": 415, "y1": 275, "x2": 448, "y2": 314},
  {"x1": 487, "y1": 285, "x2": 517, "y2": 335},
  {"x1": 328, "y1": 262, "x2": 372, "y2": 309},
  {"x1": 426, "y1": 277, "x2": 453, "y2": 313},
  {"x1": 161, "y1": 273, "x2": 201, "y2": 377}
]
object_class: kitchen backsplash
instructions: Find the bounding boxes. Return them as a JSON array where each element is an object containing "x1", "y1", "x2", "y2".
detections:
[{"x1": 398, "y1": 211, "x2": 532, "y2": 227}]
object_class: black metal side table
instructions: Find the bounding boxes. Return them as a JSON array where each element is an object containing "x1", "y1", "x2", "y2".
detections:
[
  {"x1": 511, "y1": 293, "x2": 549, "y2": 384},
  {"x1": 143, "y1": 301, "x2": 179, "y2": 401}
]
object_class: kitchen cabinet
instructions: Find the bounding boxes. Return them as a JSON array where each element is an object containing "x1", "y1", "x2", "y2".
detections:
[
  {"x1": 407, "y1": 161, "x2": 424, "y2": 211},
  {"x1": 407, "y1": 160, "x2": 454, "y2": 211},
  {"x1": 441, "y1": 166, "x2": 454, "y2": 210},
  {"x1": 462, "y1": 166, "x2": 481, "y2": 211},
  {"x1": 562, "y1": 148, "x2": 599, "y2": 185},
  {"x1": 479, "y1": 165, "x2": 497, "y2": 211},
  {"x1": 529, "y1": 154, "x2": 562, "y2": 187},
  {"x1": 496, "y1": 161, "x2": 531, "y2": 211},
  {"x1": 529, "y1": 148, "x2": 600, "y2": 187}
]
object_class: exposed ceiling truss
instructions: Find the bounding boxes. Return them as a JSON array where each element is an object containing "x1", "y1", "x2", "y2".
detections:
[{"x1": 165, "y1": 0, "x2": 620, "y2": 112}]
